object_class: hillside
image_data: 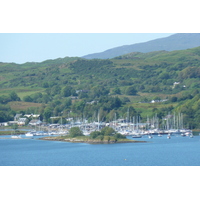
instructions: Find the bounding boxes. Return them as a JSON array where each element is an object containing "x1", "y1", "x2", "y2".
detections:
[
  {"x1": 1, "y1": 47, "x2": 200, "y2": 128},
  {"x1": 82, "y1": 33, "x2": 200, "y2": 59}
]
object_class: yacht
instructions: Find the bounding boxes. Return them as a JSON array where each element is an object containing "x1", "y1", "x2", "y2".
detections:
[
  {"x1": 25, "y1": 132, "x2": 34, "y2": 137},
  {"x1": 132, "y1": 134, "x2": 142, "y2": 138}
]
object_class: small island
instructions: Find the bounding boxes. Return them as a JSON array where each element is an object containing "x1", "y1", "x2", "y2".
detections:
[{"x1": 39, "y1": 127, "x2": 146, "y2": 144}]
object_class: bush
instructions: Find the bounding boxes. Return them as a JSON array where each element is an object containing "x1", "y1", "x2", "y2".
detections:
[
  {"x1": 69, "y1": 127, "x2": 83, "y2": 137},
  {"x1": 126, "y1": 86, "x2": 137, "y2": 95},
  {"x1": 96, "y1": 135, "x2": 104, "y2": 141},
  {"x1": 101, "y1": 127, "x2": 116, "y2": 136},
  {"x1": 114, "y1": 133, "x2": 126, "y2": 139},
  {"x1": 170, "y1": 96, "x2": 178, "y2": 102},
  {"x1": 89, "y1": 131, "x2": 101, "y2": 139},
  {"x1": 23, "y1": 95, "x2": 33, "y2": 102}
]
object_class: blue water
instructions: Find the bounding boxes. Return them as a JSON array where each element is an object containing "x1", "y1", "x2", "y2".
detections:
[{"x1": 0, "y1": 135, "x2": 200, "y2": 166}]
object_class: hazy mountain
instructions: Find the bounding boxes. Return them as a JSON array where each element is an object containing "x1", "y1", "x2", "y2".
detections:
[{"x1": 82, "y1": 33, "x2": 200, "y2": 59}]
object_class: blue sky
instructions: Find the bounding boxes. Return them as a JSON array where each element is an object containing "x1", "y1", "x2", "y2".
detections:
[
  {"x1": 0, "y1": 1, "x2": 198, "y2": 64},
  {"x1": 0, "y1": 33, "x2": 174, "y2": 64},
  {"x1": 0, "y1": 2, "x2": 198, "y2": 64}
]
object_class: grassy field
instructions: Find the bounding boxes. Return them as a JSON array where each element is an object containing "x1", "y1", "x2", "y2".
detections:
[
  {"x1": 0, "y1": 86, "x2": 45, "y2": 98},
  {"x1": 8, "y1": 101, "x2": 44, "y2": 111},
  {"x1": 132, "y1": 102, "x2": 178, "y2": 117}
]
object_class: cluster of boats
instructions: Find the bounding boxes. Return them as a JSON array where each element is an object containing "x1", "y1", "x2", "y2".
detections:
[
  {"x1": 21, "y1": 125, "x2": 194, "y2": 139},
  {"x1": 11, "y1": 130, "x2": 69, "y2": 139},
  {"x1": 25, "y1": 130, "x2": 68, "y2": 137},
  {"x1": 11, "y1": 128, "x2": 194, "y2": 140},
  {"x1": 130, "y1": 129, "x2": 194, "y2": 139},
  {"x1": 10, "y1": 112, "x2": 195, "y2": 139}
]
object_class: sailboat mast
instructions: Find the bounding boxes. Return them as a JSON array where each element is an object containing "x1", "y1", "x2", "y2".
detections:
[{"x1": 98, "y1": 110, "x2": 100, "y2": 131}]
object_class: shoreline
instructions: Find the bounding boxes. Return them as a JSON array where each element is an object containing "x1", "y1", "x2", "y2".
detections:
[{"x1": 38, "y1": 136, "x2": 147, "y2": 144}]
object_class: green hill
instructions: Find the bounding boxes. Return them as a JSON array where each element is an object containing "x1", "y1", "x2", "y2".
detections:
[{"x1": 1, "y1": 47, "x2": 200, "y2": 128}]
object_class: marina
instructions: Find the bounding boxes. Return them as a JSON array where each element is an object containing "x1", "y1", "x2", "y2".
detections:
[
  {"x1": 0, "y1": 111, "x2": 198, "y2": 166},
  {"x1": 0, "y1": 112, "x2": 195, "y2": 139}
]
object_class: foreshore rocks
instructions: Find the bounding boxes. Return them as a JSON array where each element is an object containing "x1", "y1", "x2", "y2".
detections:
[{"x1": 39, "y1": 137, "x2": 147, "y2": 144}]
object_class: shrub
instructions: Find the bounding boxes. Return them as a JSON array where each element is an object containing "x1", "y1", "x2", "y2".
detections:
[
  {"x1": 96, "y1": 135, "x2": 104, "y2": 141},
  {"x1": 101, "y1": 127, "x2": 116, "y2": 136},
  {"x1": 89, "y1": 131, "x2": 101, "y2": 139},
  {"x1": 125, "y1": 86, "x2": 137, "y2": 95},
  {"x1": 114, "y1": 133, "x2": 126, "y2": 139},
  {"x1": 69, "y1": 127, "x2": 83, "y2": 137}
]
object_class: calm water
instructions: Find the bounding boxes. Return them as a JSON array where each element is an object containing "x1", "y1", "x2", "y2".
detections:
[{"x1": 0, "y1": 135, "x2": 200, "y2": 166}]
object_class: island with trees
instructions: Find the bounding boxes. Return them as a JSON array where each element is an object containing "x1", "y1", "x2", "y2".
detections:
[{"x1": 40, "y1": 127, "x2": 146, "y2": 144}]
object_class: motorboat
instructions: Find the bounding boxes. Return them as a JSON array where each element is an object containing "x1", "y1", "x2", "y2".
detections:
[
  {"x1": 25, "y1": 132, "x2": 34, "y2": 137},
  {"x1": 132, "y1": 134, "x2": 142, "y2": 138},
  {"x1": 181, "y1": 133, "x2": 186, "y2": 137},
  {"x1": 11, "y1": 135, "x2": 21, "y2": 139}
]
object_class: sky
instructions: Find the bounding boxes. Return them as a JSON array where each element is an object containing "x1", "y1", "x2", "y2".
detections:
[
  {"x1": 1, "y1": 1, "x2": 199, "y2": 64},
  {"x1": 0, "y1": 33, "x2": 174, "y2": 64}
]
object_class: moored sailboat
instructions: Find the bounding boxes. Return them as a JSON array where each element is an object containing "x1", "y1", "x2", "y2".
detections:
[{"x1": 25, "y1": 132, "x2": 34, "y2": 137}]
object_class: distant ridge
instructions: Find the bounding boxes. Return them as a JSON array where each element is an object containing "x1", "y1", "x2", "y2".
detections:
[{"x1": 82, "y1": 33, "x2": 200, "y2": 59}]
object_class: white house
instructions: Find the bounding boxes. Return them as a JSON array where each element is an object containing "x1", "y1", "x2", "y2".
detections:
[
  {"x1": 24, "y1": 114, "x2": 32, "y2": 118},
  {"x1": 17, "y1": 118, "x2": 28, "y2": 126},
  {"x1": 14, "y1": 114, "x2": 22, "y2": 121},
  {"x1": 0, "y1": 122, "x2": 8, "y2": 126},
  {"x1": 8, "y1": 121, "x2": 18, "y2": 125},
  {"x1": 24, "y1": 114, "x2": 40, "y2": 118},
  {"x1": 29, "y1": 119, "x2": 42, "y2": 126},
  {"x1": 32, "y1": 114, "x2": 40, "y2": 118},
  {"x1": 174, "y1": 82, "x2": 180, "y2": 85},
  {"x1": 151, "y1": 100, "x2": 160, "y2": 103}
]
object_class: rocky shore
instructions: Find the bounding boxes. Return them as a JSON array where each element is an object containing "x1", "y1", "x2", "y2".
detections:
[{"x1": 39, "y1": 136, "x2": 147, "y2": 144}]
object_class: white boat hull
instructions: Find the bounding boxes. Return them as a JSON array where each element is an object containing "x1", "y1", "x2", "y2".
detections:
[{"x1": 11, "y1": 135, "x2": 21, "y2": 139}]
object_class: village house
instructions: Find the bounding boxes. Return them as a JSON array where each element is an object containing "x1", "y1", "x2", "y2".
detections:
[
  {"x1": 172, "y1": 82, "x2": 180, "y2": 89},
  {"x1": 24, "y1": 114, "x2": 40, "y2": 118},
  {"x1": 14, "y1": 114, "x2": 22, "y2": 121},
  {"x1": 151, "y1": 100, "x2": 160, "y2": 103},
  {"x1": 151, "y1": 99, "x2": 168, "y2": 103},
  {"x1": 17, "y1": 118, "x2": 28, "y2": 126},
  {"x1": 29, "y1": 119, "x2": 42, "y2": 126},
  {"x1": 0, "y1": 122, "x2": 8, "y2": 127},
  {"x1": 174, "y1": 82, "x2": 180, "y2": 85},
  {"x1": 8, "y1": 121, "x2": 18, "y2": 126},
  {"x1": 32, "y1": 114, "x2": 40, "y2": 118}
]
